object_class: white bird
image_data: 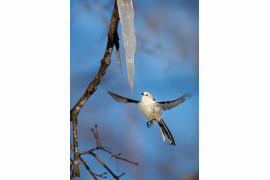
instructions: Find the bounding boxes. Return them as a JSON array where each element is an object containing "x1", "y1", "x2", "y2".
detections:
[{"x1": 107, "y1": 91, "x2": 192, "y2": 146}]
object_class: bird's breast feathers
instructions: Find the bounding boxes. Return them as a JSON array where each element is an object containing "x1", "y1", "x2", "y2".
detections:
[{"x1": 138, "y1": 101, "x2": 162, "y2": 121}]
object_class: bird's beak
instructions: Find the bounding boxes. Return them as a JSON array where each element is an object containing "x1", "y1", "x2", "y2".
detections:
[{"x1": 141, "y1": 93, "x2": 144, "y2": 95}]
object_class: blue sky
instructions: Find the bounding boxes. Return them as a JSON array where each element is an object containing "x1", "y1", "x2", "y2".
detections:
[{"x1": 71, "y1": 0, "x2": 198, "y2": 179}]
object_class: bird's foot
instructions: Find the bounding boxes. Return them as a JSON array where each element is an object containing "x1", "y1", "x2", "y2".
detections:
[{"x1": 146, "y1": 120, "x2": 154, "y2": 128}]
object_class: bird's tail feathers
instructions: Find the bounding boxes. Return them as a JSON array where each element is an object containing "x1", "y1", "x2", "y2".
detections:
[{"x1": 158, "y1": 119, "x2": 175, "y2": 146}]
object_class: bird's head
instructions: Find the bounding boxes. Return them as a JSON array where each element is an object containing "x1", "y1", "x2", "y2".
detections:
[{"x1": 141, "y1": 92, "x2": 155, "y2": 101}]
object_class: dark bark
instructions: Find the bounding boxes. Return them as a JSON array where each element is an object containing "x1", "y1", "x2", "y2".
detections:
[{"x1": 70, "y1": 1, "x2": 119, "y2": 178}]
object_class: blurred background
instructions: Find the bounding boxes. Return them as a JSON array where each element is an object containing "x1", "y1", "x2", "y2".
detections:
[{"x1": 71, "y1": 0, "x2": 198, "y2": 179}]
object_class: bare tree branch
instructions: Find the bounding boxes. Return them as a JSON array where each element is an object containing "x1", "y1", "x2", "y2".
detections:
[
  {"x1": 71, "y1": 124, "x2": 138, "y2": 179},
  {"x1": 70, "y1": 0, "x2": 119, "y2": 118},
  {"x1": 70, "y1": 0, "x2": 119, "y2": 178},
  {"x1": 79, "y1": 125, "x2": 138, "y2": 166}
]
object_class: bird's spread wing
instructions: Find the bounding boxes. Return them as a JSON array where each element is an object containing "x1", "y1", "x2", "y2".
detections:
[
  {"x1": 159, "y1": 92, "x2": 192, "y2": 111},
  {"x1": 107, "y1": 91, "x2": 139, "y2": 104}
]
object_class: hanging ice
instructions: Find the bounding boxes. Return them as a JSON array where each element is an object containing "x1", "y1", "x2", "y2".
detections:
[
  {"x1": 116, "y1": 50, "x2": 123, "y2": 74},
  {"x1": 117, "y1": 0, "x2": 136, "y2": 93}
]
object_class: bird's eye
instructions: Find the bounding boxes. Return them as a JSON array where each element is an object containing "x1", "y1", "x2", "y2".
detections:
[{"x1": 146, "y1": 94, "x2": 148, "y2": 96}]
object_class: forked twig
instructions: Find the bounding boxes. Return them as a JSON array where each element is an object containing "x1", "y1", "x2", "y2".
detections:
[{"x1": 71, "y1": 125, "x2": 138, "y2": 179}]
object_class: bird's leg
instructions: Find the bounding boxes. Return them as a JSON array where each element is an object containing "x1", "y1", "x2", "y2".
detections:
[{"x1": 146, "y1": 119, "x2": 155, "y2": 128}]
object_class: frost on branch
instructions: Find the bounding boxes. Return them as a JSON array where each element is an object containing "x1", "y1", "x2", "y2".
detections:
[{"x1": 117, "y1": 0, "x2": 136, "y2": 93}]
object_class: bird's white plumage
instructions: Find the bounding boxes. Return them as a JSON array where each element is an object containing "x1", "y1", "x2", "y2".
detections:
[
  {"x1": 107, "y1": 91, "x2": 191, "y2": 146},
  {"x1": 138, "y1": 93, "x2": 162, "y2": 122},
  {"x1": 138, "y1": 92, "x2": 165, "y2": 142}
]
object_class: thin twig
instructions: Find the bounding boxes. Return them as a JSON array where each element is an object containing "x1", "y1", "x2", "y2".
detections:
[
  {"x1": 79, "y1": 156, "x2": 99, "y2": 180},
  {"x1": 78, "y1": 146, "x2": 138, "y2": 166},
  {"x1": 78, "y1": 148, "x2": 99, "y2": 155},
  {"x1": 92, "y1": 124, "x2": 101, "y2": 147},
  {"x1": 100, "y1": 147, "x2": 138, "y2": 166},
  {"x1": 90, "y1": 152, "x2": 121, "y2": 179},
  {"x1": 78, "y1": 160, "x2": 88, "y2": 165}
]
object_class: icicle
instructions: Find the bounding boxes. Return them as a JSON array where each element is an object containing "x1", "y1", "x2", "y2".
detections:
[
  {"x1": 116, "y1": 49, "x2": 123, "y2": 74},
  {"x1": 117, "y1": 0, "x2": 136, "y2": 93}
]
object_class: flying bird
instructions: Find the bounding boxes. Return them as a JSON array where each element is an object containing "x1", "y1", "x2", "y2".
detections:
[{"x1": 107, "y1": 91, "x2": 192, "y2": 146}]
